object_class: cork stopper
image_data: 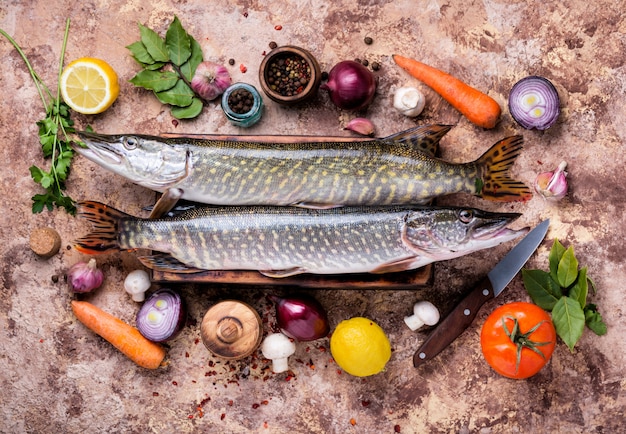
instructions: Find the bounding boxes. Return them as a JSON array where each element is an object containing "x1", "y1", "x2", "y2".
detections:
[
  {"x1": 29, "y1": 227, "x2": 62, "y2": 258},
  {"x1": 200, "y1": 300, "x2": 262, "y2": 360}
]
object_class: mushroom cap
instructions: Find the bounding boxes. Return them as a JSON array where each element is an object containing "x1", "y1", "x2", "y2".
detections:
[
  {"x1": 261, "y1": 333, "x2": 296, "y2": 358},
  {"x1": 413, "y1": 301, "x2": 440, "y2": 326}
]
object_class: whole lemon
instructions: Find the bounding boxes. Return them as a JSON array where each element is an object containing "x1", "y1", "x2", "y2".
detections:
[{"x1": 330, "y1": 317, "x2": 391, "y2": 377}]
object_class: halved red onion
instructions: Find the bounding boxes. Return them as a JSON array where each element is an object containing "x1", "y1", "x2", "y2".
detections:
[
  {"x1": 136, "y1": 288, "x2": 187, "y2": 342},
  {"x1": 508, "y1": 76, "x2": 560, "y2": 130}
]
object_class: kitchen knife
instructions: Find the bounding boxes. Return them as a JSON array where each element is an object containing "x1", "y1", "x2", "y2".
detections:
[{"x1": 413, "y1": 219, "x2": 550, "y2": 368}]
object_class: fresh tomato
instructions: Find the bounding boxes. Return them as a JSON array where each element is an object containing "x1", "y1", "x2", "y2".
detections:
[{"x1": 480, "y1": 301, "x2": 556, "y2": 379}]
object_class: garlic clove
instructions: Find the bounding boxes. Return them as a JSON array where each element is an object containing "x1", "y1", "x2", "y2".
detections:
[
  {"x1": 68, "y1": 258, "x2": 104, "y2": 293},
  {"x1": 535, "y1": 161, "x2": 568, "y2": 201},
  {"x1": 344, "y1": 117, "x2": 375, "y2": 136},
  {"x1": 393, "y1": 86, "x2": 426, "y2": 117}
]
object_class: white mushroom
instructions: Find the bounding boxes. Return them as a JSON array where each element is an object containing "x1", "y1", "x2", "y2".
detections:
[
  {"x1": 124, "y1": 269, "x2": 151, "y2": 302},
  {"x1": 393, "y1": 86, "x2": 426, "y2": 117},
  {"x1": 261, "y1": 332, "x2": 296, "y2": 373},
  {"x1": 404, "y1": 301, "x2": 440, "y2": 331}
]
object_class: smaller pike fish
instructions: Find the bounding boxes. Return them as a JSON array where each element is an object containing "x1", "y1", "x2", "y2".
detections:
[
  {"x1": 74, "y1": 125, "x2": 532, "y2": 208},
  {"x1": 74, "y1": 201, "x2": 527, "y2": 277}
]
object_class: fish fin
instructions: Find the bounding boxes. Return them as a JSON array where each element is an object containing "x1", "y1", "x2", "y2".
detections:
[
  {"x1": 138, "y1": 254, "x2": 206, "y2": 274},
  {"x1": 476, "y1": 135, "x2": 533, "y2": 202},
  {"x1": 369, "y1": 257, "x2": 425, "y2": 274},
  {"x1": 292, "y1": 202, "x2": 343, "y2": 210},
  {"x1": 383, "y1": 124, "x2": 453, "y2": 157},
  {"x1": 73, "y1": 201, "x2": 129, "y2": 254},
  {"x1": 259, "y1": 267, "x2": 308, "y2": 278}
]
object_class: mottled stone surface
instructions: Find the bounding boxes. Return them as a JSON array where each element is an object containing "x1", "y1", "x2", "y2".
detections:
[{"x1": 1, "y1": 1, "x2": 624, "y2": 433}]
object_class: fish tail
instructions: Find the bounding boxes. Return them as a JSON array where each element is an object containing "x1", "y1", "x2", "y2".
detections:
[
  {"x1": 73, "y1": 201, "x2": 129, "y2": 254},
  {"x1": 383, "y1": 124, "x2": 453, "y2": 157},
  {"x1": 476, "y1": 136, "x2": 533, "y2": 202}
]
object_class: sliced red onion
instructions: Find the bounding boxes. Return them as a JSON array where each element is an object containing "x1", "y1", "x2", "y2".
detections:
[
  {"x1": 136, "y1": 288, "x2": 187, "y2": 342},
  {"x1": 270, "y1": 294, "x2": 330, "y2": 341},
  {"x1": 508, "y1": 76, "x2": 560, "y2": 130}
]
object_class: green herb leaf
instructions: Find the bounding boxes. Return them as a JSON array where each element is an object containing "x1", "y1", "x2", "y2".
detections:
[
  {"x1": 179, "y1": 37, "x2": 203, "y2": 82},
  {"x1": 129, "y1": 69, "x2": 179, "y2": 92},
  {"x1": 569, "y1": 267, "x2": 588, "y2": 309},
  {"x1": 552, "y1": 296, "x2": 585, "y2": 352},
  {"x1": 557, "y1": 246, "x2": 579, "y2": 288},
  {"x1": 127, "y1": 40, "x2": 156, "y2": 65},
  {"x1": 170, "y1": 97, "x2": 203, "y2": 119},
  {"x1": 155, "y1": 79, "x2": 195, "y2": 107},
  {"x1": 584, "y1": 305, "x2": 608, "y2": 336},
  {"x1": 521, "y1": 269, "x2": 560, "y2": 310},
  {"x1": 548, "y1": 238, "x2": 567, "y2": 283},
  {"x1": 165, "y1": 16, "x2": 191, "y2": 66},
  {"x1": 139, "y1": 23, "x2": 170, "y2": 62}
]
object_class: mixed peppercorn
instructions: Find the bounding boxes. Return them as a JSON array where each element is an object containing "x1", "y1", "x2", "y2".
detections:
[{"x1": 265, "y1": 54, "x2": 311, "y2": 97}]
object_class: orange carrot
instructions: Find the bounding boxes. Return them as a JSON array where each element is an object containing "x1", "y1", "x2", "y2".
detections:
[
  {"x1": 71, "y1": 300, "x2": 166, "y2": 369},
  {"x1": 392, "y1": 54, "x2": 501, "y2": 129}
]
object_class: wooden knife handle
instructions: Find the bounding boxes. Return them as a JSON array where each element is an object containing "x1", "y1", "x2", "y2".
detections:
[{"x1": 413, "y1": 276, "x2": 495, "y2": 367}]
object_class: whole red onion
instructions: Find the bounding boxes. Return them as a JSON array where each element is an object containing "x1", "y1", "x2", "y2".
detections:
[
  {"x1": 270, "y1": 294, "x2": 330, "y2": 341},
  {"x1": 320, "y1": 61, "x2": 376, "y2": 111}
]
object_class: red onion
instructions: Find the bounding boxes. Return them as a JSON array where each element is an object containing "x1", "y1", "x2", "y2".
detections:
[
  {"x1": 68, "y1": 258, "x2": 104, "y2": 293},
  {"x1": 136, "y1": 288, "x2": 187, "y2": 342},
  {"x1": 508, "y1": 76, "x2": 560, "y2": 130},
  {"x1": 320, "y1": 60, "x2": 376, "y2": 111},
  {"x1": 270, "y1": 294, "x2": 330, "y2": 341},
  {"x1": 191, "y1": 61, "x2": 232, "y2": 101}
]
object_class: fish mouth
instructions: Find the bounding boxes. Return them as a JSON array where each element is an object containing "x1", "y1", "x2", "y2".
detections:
[
  {"x1": 472, "y1": 212, "x2": 527, "y2": 241},
  {"x1": 72, "y1": 131, "x2": 125, "y2": 166}
]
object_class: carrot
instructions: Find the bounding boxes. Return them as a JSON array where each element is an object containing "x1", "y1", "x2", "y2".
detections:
[
  {"x1": 71, "y1": 300, "x2": 166, "y2": 369},
  {"x1": 392, "y1": 54, "x2": 501, "y2": 129}
]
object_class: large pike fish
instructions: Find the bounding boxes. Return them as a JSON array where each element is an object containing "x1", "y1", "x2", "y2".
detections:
[
  {"x1": 74, "y1": 201, "x2": 527, "y2": 277},
  {"x1": 74, "y1": 125, "x2": 532, "y2": 208}
]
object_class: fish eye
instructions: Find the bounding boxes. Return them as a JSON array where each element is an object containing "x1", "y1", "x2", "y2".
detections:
[
  {"x1": 459, "y1": 209, "x2": 473, "y2": 223},
  {"x1": 124, "y1": 137, "x2": 138, "y2": 149}
]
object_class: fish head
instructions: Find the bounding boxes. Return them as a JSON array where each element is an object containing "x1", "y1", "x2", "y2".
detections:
[
  {"x1": 73, "y1": 132, "x2": 190, "y2": 191},
  {"x1": 402, "y1": 207, "x2": 528, "y2": 261}
]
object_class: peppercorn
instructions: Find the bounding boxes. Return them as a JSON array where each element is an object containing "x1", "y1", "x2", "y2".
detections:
[
  {"x1": 266, "y1": 54, "x2": 311, "y2": 97},
  {"x1": 228, "y1": 58, "x2": 235, "y2": 66},
  {"x1": 228, "y1": 88, "x2": 254, "y2": 114},
  {"x1": 269, "y1": 41, "x2": 277, "y2": 49},
  {"x1": 361, "y1": 59, "x2": 369, "y2": 67},
  {"x1": 371, "y1": 62, "x2": 380, "y2": 71},
  {"x1": 364, "y1": 36, "x2": 373, "y2": 45}
]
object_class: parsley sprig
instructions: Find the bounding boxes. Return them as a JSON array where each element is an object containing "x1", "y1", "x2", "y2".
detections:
[{"x1": 1, "y1": 19, "x2": 76, "y2": 214}]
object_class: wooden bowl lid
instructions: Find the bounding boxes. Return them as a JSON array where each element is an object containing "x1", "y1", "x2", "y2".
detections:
[{"x1": 200, "y1": 300, "x2": 263, "y2": 360}]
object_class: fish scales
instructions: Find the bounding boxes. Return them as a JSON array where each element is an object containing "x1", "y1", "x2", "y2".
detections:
[
  {"x1": 74, "y1": 201, "x2": 528, "y2": 277},
  {"x1": 75, "y1": 125, "x2": 532, "y2": 206}
]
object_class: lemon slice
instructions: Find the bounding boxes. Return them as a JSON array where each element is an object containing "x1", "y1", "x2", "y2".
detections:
[
  {"x1": 60, "y1": 57, "x2": 119, "y2": 114},
  {"x1": 330, "y1": 317, "x2": 391, "y2": 377}
]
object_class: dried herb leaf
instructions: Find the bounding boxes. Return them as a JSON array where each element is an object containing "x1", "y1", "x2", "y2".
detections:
[
  {"x1": 569, "y1": 266, "x2": 588, "y2": 309},
  {"x1": 557, "y1": 247, "x2": 579, "y2": 288},
  {"x1": 155, "y1": 79, "x2": 195, "y2": 107},
  {"x1": 179, "y1": 37, "x2": 203, "y2": 82},
  {"x1": 165, "y1": 16, "x2": 191, "y2": 66},
  {"x1": 127, "y1": 40, "x2": 155, "y2": 65},
  {"x1": 552, "y1": 296, "x2": 585, "y2": 352},
  {"x1": 521, "y1": 269, "x2": 560, "y2": 310},
  {"x1": 139, "y1": 23, "x2": 169, "y2": 62},
  {"x1": 170, "y1": 97, "x2": 203, "y2": 119},
  {"x1": 548, "y1": 238, "x2": 567, "y2": 283}
]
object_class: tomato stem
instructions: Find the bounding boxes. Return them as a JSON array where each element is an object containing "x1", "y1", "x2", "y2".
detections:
[{"x1": 501, "y1": 315, "x2": 552, "y2": 373}]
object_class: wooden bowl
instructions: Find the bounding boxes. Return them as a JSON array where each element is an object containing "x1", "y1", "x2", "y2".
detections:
[{"x1": 259, "y1": 45, "x2": 322, "y2": 106}]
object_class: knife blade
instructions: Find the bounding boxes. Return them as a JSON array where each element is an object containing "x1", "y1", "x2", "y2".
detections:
[{"x1": 413, "y1": 219, "x2": 550, "y2": 368}]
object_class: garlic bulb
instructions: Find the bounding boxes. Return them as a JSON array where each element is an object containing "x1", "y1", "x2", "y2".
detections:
[{"x1": 393, "y1": 86, "x2": 426, "y2": 117}]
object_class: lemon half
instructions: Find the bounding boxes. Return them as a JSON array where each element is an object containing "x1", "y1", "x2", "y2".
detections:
[
  {"x1": 60, "y1": 57, "x2": 119, "y2": 115},
  {"x1": 330, "y1": 317, "x2": 391, "y2": 377}
]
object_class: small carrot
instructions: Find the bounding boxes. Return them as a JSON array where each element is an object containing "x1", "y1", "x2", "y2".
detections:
[
  {"x1": 71, "y1": 300, "x2": 166, "y2": 369},
  {"x1": 392, "y1": 54, "x2": 501, "y2": 129}
]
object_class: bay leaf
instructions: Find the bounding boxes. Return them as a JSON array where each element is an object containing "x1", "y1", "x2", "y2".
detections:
[
  {"x1": 557, "y1": 246, "x2": 579, "y2": 288},
  {"x1": 139, "y1": 23, "x2": 169, "y2": 63},
  {"x1": 569, "y1": 266, "x2": 588, "y2": 308},
  {"x1": 129, "y1": 70, "x2": 178, "y2": 92},
  {"x1": 126, "y1": 41, "x2": 155, "y2": 65},
  {"x1": 156, "y1": 79, "x2": 195, "y2": 107},
  {"x1": 521, "y1": 268, "x2": 560, "y2": 311},
  {"x1": 170, "y1": 97, "x2": 203, "y2": 119},
  {"x1": 165, "y1": 16, "x2": 191, "y2": 66},
  {"x1": 552, "y1": 296, "x2": 585, "y2": 352},
  {"x1": 548, "y1": 238, "x2": 567, "y2": 284},
  {"x1": 179, "y1": 37, "x2": 203, "y2": 82}
]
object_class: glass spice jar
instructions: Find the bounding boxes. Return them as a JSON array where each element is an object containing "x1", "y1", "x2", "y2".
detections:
[{"x1": 221, "y1": 83, "x2": 264, "y2": 128}]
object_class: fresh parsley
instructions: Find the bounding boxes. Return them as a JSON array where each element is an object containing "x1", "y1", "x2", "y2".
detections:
[
  {"x1": 1, "y1": 19, "x2": 76, "y2": 214},
  {"x1": 522, "y1": 239, "x2": 607, "y2": 351},
  {"x1": 127, "y1": 16, "x2": 204, "y2": 119}
]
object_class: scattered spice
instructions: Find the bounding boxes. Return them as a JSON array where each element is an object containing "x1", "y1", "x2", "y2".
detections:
[
  {"x1": 252, "y1": 403, "x2": 260, "y2": 409},
  {"x1": 361, "y1": 59, "x2": 369, "y2": 67},
  {"x1": 274, "y1": 25, "x2": 282, "y2": 30},
  {"x1": 171, "y1": 119, "x2": 179, "y2": 127},
  {"x1": 228, "y1": 88, "x2": 254, "y2": 114},
  {"x1": 221, "y1": 413, "x2": 226, "y2": 420},
  {"x1": 350, "y1": 418, "x2": 357, "y2": 426},
  {"x1": 153, "y1": 392, "x2": 159, "y2": 397},
  {"x1": 239, "y1": 63, "x2": 248, "y2": 73},
  {"x1": 364, "y1": 36, "x2": 373, "y2": 45},
  {"x1": 371, "y1": 62, "x2": 380, "y2": 71},
  {"x1": 228, "y1": 58, "x2": 235, "y2": 66},
  {"x1": 269, "y1": 41, "x2": 277, "y2": 49},
  {"x1": 394, "y1": 425, "x2": 401, "y2": 433},
  {"x1": 266, "y1": 54, "x2": 311, "y2": 96}
]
